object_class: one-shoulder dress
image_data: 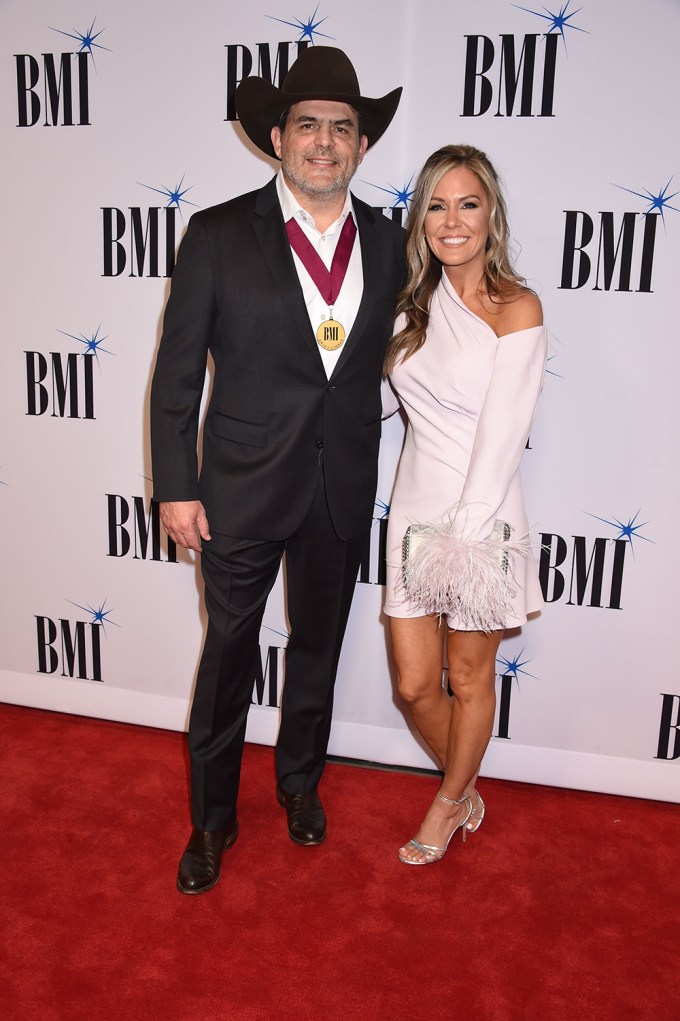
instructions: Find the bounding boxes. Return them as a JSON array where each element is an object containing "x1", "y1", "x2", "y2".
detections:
[{"x1": 383, "y1": 272, "x2": 547, "y2": 631}]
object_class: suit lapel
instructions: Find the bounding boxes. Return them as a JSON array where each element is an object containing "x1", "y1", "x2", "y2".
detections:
[
  {"x1": 252, "y1": 179, "x2": 325, "y2": 371},
  {"x1": 330, "y1": 196, "x2": 379, "y2": 378}
]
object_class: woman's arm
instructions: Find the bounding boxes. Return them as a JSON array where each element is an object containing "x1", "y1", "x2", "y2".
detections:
[{"x1": 452, "y1": 293, "x2": 547, "y2": 542}]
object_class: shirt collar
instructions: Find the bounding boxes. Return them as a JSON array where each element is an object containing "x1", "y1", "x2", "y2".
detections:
[{"x1": 276, "y1": 170, "x2": 354, "y2": 236}]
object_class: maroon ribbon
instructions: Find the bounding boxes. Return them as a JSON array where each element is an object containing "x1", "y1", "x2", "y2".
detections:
[{"x1": 285, "y1": 214, "x2": 357, "y2": 306}]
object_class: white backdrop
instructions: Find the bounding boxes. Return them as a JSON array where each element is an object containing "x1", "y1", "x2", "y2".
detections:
[{"x1": 2, "y1": 0, "x2": 678, "y2": 802}]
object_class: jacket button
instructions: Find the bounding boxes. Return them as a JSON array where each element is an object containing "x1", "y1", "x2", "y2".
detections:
[
  {"x1": 316, "y1": 440, "x2": 324, "y2": 450},
  {"x1": 326, "y1": 384, "x2": 335, "y2": 392}
]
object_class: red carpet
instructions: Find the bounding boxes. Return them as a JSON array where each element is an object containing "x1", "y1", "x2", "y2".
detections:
[{"x1": 1, "y1": 702, "x2": 677, "y2": 1020}]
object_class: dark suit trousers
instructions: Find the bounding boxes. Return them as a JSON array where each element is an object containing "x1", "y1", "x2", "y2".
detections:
[{"x1": 188, "y1": 468, "x2": 365, "y2": 831}]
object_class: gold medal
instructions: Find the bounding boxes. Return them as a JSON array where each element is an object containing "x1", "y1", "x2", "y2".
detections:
[{"x1": 316, "y1": 318, "x2": 346, "y2": 351}]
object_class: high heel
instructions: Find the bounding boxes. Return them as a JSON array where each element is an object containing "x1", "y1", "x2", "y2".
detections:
[
  {"x1": 466, "y1": 790, "x2": 485, "y2": 834},
  {"x1": 398, "y1": 791, "x2": 472, "y2": 866}
]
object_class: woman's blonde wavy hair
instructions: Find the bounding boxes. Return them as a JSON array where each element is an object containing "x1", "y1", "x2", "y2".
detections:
[{"x1": 384, "y1": 144, "x2": 527, "y2": 374}]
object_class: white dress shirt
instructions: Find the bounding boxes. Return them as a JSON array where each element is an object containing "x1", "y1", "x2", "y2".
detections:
[{"x1": 276, "y1": 171, "x2": 364, "y2": 379}]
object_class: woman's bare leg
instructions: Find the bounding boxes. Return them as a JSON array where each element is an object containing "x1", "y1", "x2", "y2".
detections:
[
  {"x1": 389, "y1": 615, "x2": 449, "y2": 766},
  {"x1": 398, "y1": 627, "x2": 502, "y2": 863}
]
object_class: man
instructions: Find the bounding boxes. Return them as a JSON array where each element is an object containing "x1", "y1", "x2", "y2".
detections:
[{"x1": 150, "y1": 47, "x2": 403, "y2": 894}]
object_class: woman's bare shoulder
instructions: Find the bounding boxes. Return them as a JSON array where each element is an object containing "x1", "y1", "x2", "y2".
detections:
[{"x1": 496, "y1": 288, "x2": 543, "y2": 336}]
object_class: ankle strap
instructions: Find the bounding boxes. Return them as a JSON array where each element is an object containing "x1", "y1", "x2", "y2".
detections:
[{"x1": 437, "y1": 790, "x2": 470, "y2": 807}]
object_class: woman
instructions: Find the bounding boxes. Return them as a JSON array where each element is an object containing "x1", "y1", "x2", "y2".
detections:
[{"x1": 383, "y1": 145, "x2": 547, "y2": 865}]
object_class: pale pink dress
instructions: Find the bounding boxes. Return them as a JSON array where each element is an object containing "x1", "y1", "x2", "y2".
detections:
[{"x1": 383, "y1": 272, "x2": 547, "y2": 630}]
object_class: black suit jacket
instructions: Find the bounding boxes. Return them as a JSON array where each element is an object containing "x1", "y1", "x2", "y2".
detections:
[{"x1": 150, "y1": 177, "x2": 404, "y2": 541}]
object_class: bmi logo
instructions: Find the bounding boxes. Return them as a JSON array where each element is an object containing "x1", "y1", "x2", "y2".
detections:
[
  {"x1": 35, "y1": 598, "x2": 118, "y2": 682},
  {"x1": 101, "y1": 177, "x2": 196, "y2": 278},
  {"x1": 540, "y1": 510, "x2": 652, "y2": 610},
  {"x1": 461, "y1": 1, "x2": 587, "y2": 118},
  {"x1": 15, "y1": 19, "x2": 109, "y2": 127},
  {"x1": 357, "y1": 500, "x2": 390, "y2": 586},
  {"x1": 106, "y1": 488, "x2": 177, "y2": 563},
  {"x1": 495, "y1": 648, "x2": 537, "y2": 739},
  {"x1": 560, "y1": 178, "x2": 678, "y2": 293},
  {"x1": 252, "y1": 625, "x2": 289, "y2": 708},
  {"x1": 656, "y1": 694, "x2": 680, "y2": 761},
  {"x1": 362, "y1": 178, "x2": 415, "y2": 227},
  {"x1": 25, "y1": 326, "x2": 112, "y2": 420},
  {"x1": 225, "y1": 6, "x2": 336, "y2": 120}
]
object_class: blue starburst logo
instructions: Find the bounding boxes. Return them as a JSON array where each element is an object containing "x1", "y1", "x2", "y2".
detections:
[
  {"x1": 261, "y1": 624, "x2": 290, "y2": 644},
  {"x1": 66, "y1": 598, "x2": 120, "y2": 632},
  {"x1": 585, "y1": 510, "x2": 653, "y2": 552},
  {"x1": 363, "y1": 176, "x2": 415, "y2": 210},
  {"x1": 267, "y1": 5, "x2": 333, "y2": 44},
  {"x1": 545, "y1": 353, "x2": 563, "y2": 379},
  {"x1": 512, "y1": 1, "x2": 588, "y2": 51},
  {"x1": 612, "y1": 178, "x2": 680, "y2": 234},
  {"x1": 50, "y1": 18, "x2": 111, "y2": 65},
  {"x1": 58, "y1": 325, "x2": 113, "y2": 366},
  {"x1": 496, "y1": 648, "x2": 537, "y2": 687},
  {"x1": 375, "y1": 498, "x2": 390, "y2": 519},
  {"x1": 138, "y1": 175, "x2": 198, "y2": 219}
]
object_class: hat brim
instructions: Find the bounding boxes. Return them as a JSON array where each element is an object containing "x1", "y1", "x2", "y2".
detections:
[{"x1": 235, "y1": 75, "x2": 402, "y2": 159}]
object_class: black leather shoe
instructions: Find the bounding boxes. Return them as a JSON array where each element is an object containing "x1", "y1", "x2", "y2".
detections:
[
  {"x1": 176, "y1": 822, "x2": 238, "y2": 895},
  {"x1": 276, "y1": 784, "x2": 326, "y2": 845}
]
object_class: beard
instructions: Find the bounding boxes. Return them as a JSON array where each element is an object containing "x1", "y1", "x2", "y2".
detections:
[{"x1": 280, "y1": 146, "x2": 361, "y2": 202}]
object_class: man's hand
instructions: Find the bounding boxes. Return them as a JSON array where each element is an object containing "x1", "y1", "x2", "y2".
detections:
[{"x1": 159, "y1": 501, "x2": 211, "y2": 552}]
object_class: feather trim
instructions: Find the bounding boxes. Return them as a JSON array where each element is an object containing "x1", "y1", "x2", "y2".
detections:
[{"x1": 401, "y1": 519, "x2": 534, "y2": 632}]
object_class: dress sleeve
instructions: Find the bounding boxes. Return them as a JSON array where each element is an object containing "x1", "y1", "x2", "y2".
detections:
[
  {"x1": 381, "y1": 376, "x2": 401, "y2": 419},
  {"x1": 452, "y1": 325, "x2": 547, "y2": 542}
]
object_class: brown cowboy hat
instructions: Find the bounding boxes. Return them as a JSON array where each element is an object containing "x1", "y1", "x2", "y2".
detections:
[{"x1": 235, "y1": 46, "x2": 402, "y2": 159}]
